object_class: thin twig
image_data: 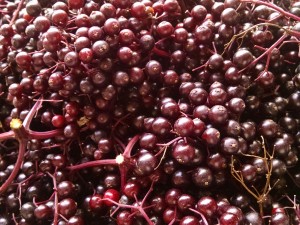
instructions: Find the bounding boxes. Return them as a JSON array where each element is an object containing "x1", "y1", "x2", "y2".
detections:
[
  {"x1": 230, "y1": 136, "x2": 275, "y2": 217},
  {"x1": 9, "y1": 0, "x2": 26, "y2": 26}
]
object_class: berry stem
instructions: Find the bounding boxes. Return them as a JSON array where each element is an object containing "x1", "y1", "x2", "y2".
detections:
[
  {"x1": 141, "y1": 181, "x2": 154, "y2": 205},
  {"x1": 241, "y1": 33, "x2": 288, "y2": 73},
  {"x1": 28, "y1": 129, "x2": 63, "y2": 139},
  {"x1": 9, "y1": 0, "x2": 25, "y2": 26},
  {"x1": 189, "y1": 208, "x2": 209, "y2": 225},
  {"x1": 23, "y1": 97, "x2": 43, "y2": 130},
  {"x1": 231, "y1": 136, "x2": 275, "y2": 218},
  {"x1": 0, "y1": 141, "x2": 26, "y2": 194},
  {"x1": 152, "y1": 47, "x2": 171, "y2": 58},
  {"x1": 103, "y1": 198, "x2": 154, "y2": 225},
  {"x1": 103, "y1": 183, "x2": 155, "y2": 225},
  {"x1": 240, "y1": 0, "x2": 300, "y2": 21},
  {"x1": 67, "y1": 159, "x2": 117, "y2": 171},
  {"x1": 156, "y1": 137, "x2": 182, "y2": 146},
  {"x1": 138, "y1": 207, "x2": 154, "y2": 225},
  {"x1": 68, "y1": 135, "x2": 140, "y2": 188},
  {"x1": 47, "y1": 172, "x2": 59, "y2": 225},
  {"x1": 111, "y1": 113, "x2": 131, "y2": 135},
  {"x1": 0, "y1": 130, "x2": 14, "y2": 141},
  {"x1": 10, "y1": 119, "x2": 27, "y2": 140},
  {"x1": 120, "y1": 165, "x2": 128, "y2": 191},
  {"x1": 113, "y1": 135, "x2": 126, "y2": 150},
  {"x1": 0, "y1": 98, "x2": 54, "y2": 193},
  {"x1": 123, "y1": 135, "x2": 140, "y2": 158},
  {"x1": 285, "y1": 195, "x2": 300, "y2": 220}
]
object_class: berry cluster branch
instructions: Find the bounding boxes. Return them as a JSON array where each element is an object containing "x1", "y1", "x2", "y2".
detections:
[
  {"x1": 103, "y1": 181, "x2": 155, "y2": 225},
  {"x1": 285, "y1": 195, "x2": 300, "y2": 221},
  {"x1": 67, "y1": 159, "x2": 118, "y2": 171},
  {"x1": 0, "y1": 141, "x2": 26, "y2": 194},
  {"x1": 223, "y1": 22, "x2": 298, "y2": 56},
  {"x1": 0, "y1": 130, "x2": 14, "y2": 141},
  {"x1": 240, "y1": 0, "x2": 300, "y2": 21},
  {"x1": 223, "y1": 23, "x2": 272, "y2": 55},
  {"x1": 23, "y1": 98, "x2": 43, "y2": 130},
  {"x1": 244, "y1": 33, "x2": 289, "y2": 73},
  {"x1": 223, "y1": 19, "x2": 299, "y2": 75},
  {"x1": 230, "y1": 136, "x2": 275, "y2": 217},
  {"x1": 9, "y1": 0, "x2": 26, "y2": 26},
  {"x1": 0, "y1": 98, "x2": 64, "y2": 194},
  {"x1": 24, "y1": 99, "x2": 63, "y2": 139},
  {"x1": 67, "y1": 135, "x2": 140, "y2": 190},
  {"x1": 189, "y1": 208, "x2": 209, "y2": 225},
  {"x1": 47, "y1": 172, "x2": 59, "y2": 225}
]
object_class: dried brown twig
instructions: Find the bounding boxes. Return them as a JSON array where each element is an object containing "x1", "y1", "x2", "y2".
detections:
[{"x1": 231, "y1": 136, "x2": 276, "y2": 217}]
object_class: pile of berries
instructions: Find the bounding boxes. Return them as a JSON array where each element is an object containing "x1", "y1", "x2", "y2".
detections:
[{"x1": 0, "y1": 0, "x2": 300, "y2": 224}]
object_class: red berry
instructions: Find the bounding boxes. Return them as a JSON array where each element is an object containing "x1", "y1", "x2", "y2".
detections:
[
  {"x1": 103, "y1": 189, "x2": 120, "y2": 206},
  {"x1": 51, "y1": 115, "x2": 65, "y2": 128},
  {"x1": 89, "y1": 194, "x2": 104, "y2": 210}
]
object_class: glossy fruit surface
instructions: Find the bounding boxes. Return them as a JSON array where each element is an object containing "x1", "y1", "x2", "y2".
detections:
[{"x1": 0, "y1": 0, "x2": 299, "y2": 224}]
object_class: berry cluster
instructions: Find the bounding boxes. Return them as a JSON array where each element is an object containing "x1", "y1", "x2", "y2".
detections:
[{"x1": 0, "y1": 0, "x2": 300, "y2": 224}]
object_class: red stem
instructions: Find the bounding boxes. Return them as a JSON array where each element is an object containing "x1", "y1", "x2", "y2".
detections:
[
  {"x1": 254, "y1": 45, "x2": 266, "y2": 51},
  {"x1": 192, "y1": 65, "x2": 206, "y2": 72},
  {"x1": 0, "y1": 141, "x2": 26, "y2": 194},
  {"x1": 113, "y1": 136, "x2": 126, "y2": 150},
  {"x1": 241, "y1": 0, "x2": 300, "y2": 21},
  {"x1": 123, "y1": 135, "x2": 140, "y2": 158},
  {"x1": 0, "y1": 130, "x2": 14, "y2": 141},
  {"x1": 68, "y1": 135, "x2": 139, "y2": 190},
  {"x1": 156, "y1": 137, "x2": 182, "y2": 147},
  {"x1": 102, "y1": 195, "x2": 154, "y2": 225},
  {"x1": 137, "y1": 207, "x2": 154, "y2": 225},
  {"x1": 240, "y1": 33, "x2": 288, "y2": 72},
  {"x1": 120, "y1": 165, "x2": 128, "y2": 191},
  {"x1": 152, "y1": 47, "x2": 171, "y2": 58},
  {"x1": 28, "y1": 129, "x2": 63, "y2": 139},
  {"x1": 67, "y1": 159, "x2": 117, "y2": 171},
  {"x1": 189, "y1": 208, "x2": 209, "y2": 225},
  {"x1": 9, "y1": 0, "x2": 25, "y2": 26},
  {"x1": 47, "y1": 172, "x2": 58, "y2": 225},
  {"x1": 111, "y1": 113, "x2": 131, "y2": 135},
  {"x1": 23, "y1": 97, "x2": 43, "y2": 130},
  {"x1": 141, "y1": 181, "x2": 154, "y2": 205}
]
